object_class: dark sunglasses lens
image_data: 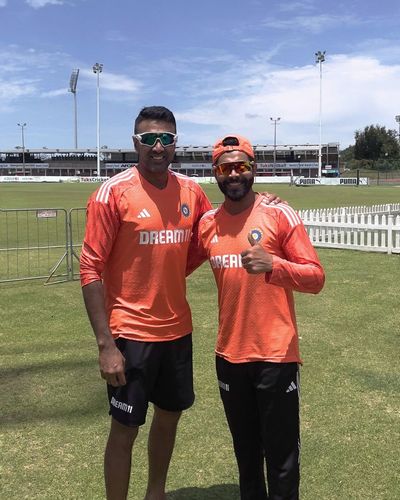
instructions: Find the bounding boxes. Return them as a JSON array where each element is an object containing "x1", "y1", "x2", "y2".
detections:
[
  {"x1": 218, "y1": 162, "x2": 251, "y2": 175},
  {"x1": 219, "y1": 164, "x2": 233, "y2": 175},
  {"x1": 236, "y1": 162, "x2": 252, "y2": 172},
  {"x1": 159, "y1": 133, "x2": 175, "y2": 146},
  {"x1": 140, "y1": 133, "x2": 158, "y2": 146},
  {"x1": 139, "y1": 132, "x2": 175, "y2": 146}
]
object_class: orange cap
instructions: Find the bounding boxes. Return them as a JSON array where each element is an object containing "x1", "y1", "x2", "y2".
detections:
[{"x1": 212, "y1": 134, "x2": 255, "y2": 164}]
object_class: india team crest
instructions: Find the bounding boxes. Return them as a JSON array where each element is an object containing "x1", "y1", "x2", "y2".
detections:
[
  {"x1": 181, "y1": 203, "x2": 190, "y2": 217},
  {"x1": 250, "y1": 228, "x2": 263, "y2": 243}
]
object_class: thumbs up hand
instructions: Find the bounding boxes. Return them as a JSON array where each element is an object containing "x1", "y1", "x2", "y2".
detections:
[
  {"x1": 240, "y1": 232, "x2": 273, "y2": 274},
  {"x1": 247, "y1": 232, "x2": 258, "y2": 246}
]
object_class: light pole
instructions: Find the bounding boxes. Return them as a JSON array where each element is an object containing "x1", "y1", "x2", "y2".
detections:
[
  {"x1": 395, "y1": 115, "x2": 400, "y2": 145},
  {"x1": 69, "y1": 69, "x2": 79, "y2": 149},
  {"x1": 315, "y1": 50, "x2": 326, "y2": 178},
  {"x1": 17, "y1": 122, "x2": 26, "y2": 176},
  {"x1": 93, "y1": 62, "x2": 103, "y2": 177},
  {"x1": 270, "y1": 117, "x2": 281, "y2": 176}
]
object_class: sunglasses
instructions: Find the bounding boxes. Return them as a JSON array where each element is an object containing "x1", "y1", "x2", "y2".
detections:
[
  {"x1": 214, "y1": 161, "x2": 254, "y2": 176},
  {"x1": 134, "y1": 132, "x2": 177, "y2": 147}
]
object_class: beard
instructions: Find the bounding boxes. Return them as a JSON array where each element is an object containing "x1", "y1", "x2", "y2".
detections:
[{"x1": 217, "y1": 176, "x2": 254, "y2": 201}]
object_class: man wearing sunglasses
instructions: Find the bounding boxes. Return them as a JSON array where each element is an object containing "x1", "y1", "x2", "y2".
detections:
[
  {"x1": 187, "y1": 135, "x2": 325, "y2": 500},
  {"x1": 81, "y1": 108, "x2": 281, "y2": 500},
  {"x1": 80, "y1": 106, "x2": 214, "y2": 500}
]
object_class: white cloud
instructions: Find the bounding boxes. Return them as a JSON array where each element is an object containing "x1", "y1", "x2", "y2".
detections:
[
  {"x1": 262, "y1": 14, "x2": 359, "y2": 34},
  {"x1": 353, "y1": 37, "x2": 400, "y2": 65},
  {"x1": 0, "y1": 44, "x2": 142, "y2": 118},
  {"x1": 80, "y1": 69, "x2": 141, "y2": 93},
  {"x1": 176, "y1": 54, "x2": 400, "y2": 148},
  {"x1": 0, "y1": 0, "x2": 8, "y2": 7},
  {"x1": 26, "y1": 0, "x2": 64, "y2": 8},
  {"x1": 0, "y1": 79, "x2": 37, "y2": 112},
  {"x1": 41, "y1": 88, "x2": 68, "y2": 97},
  {"x1": 277, "y1": 1, "x2": 315, "y2": 13},
  {"x1": 105, "y1": 31, "x2": 128, "y2": 42},
  {"x1": 0, "y1": 46, "x2": 70, "y2": 73},
  {"x1": 0, "y1": 45, "x2": 73, "y2": 112}
]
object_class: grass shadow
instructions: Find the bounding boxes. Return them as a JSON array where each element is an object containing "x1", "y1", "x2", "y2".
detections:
[
  {"x1": 168, "y1": 483, "x2": 239, "y2": 499},
  {"x1": 0, "y1": 356, "x2": 97, "y2": 381},
  {"x1": 1, "y1": 391, "x2": 106, "y2": 427},
  {"x1": 1, "y1": 356, "x2": 106, "y2": 427}
]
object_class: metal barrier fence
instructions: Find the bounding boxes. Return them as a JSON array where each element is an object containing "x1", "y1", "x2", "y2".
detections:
[
  {"x1": 0, "y1": 207, "x2": 86, "y2": 284},
  {"x1": 2, "y1": 203, "x2": 399, "y2": 285},
  {"x1": 68, "y1": 207, "x2": 86, "y2": 280}
]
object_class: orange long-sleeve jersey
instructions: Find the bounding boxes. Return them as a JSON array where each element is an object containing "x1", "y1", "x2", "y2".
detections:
[
  {"x1": 187, "y1": 195, "x2": 325, "y2": 363},
  {"x1": 80, "y1": 167, "x2": 212, "y2": 342}
]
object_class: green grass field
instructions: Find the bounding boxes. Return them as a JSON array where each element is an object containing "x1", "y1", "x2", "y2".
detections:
[
  {"x1": 1, "y1": 181, "x2": 400, "y2": 209},
  {"x1": 1, "y1": 182, "x2": 399, "y2": 499}
]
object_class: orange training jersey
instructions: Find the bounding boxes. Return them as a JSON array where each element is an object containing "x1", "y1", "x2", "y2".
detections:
[
  {"x1": 80, "y1": 167, "x2": 211, "y2": 341},
  {"x1": 187, "y1": 195, "x2": 325, "y2": 363}
]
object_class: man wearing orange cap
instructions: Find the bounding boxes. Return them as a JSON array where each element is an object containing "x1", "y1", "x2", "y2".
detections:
[
  {"x1": 80, "y1": 105, "x2": 281, "y2": 500},
  {"x1": 187, "y1": 135, "x2": 325, "y2": 500}
]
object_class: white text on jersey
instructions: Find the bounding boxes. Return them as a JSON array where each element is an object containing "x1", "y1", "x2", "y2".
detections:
[
  {"x1": 110, "y1": 396, "x2": 133, "y2": 414},
  {"x1": 210, "y1": 254, "x2": 243, "y2": 269},
  {"x1": 139, "y1": 229, "x2": 192, "y2": 245}
]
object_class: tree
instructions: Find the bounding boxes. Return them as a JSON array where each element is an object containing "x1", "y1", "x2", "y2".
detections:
[
  {"x1": 340, "y1": 145, "x2": 355, "y2": 162},
  {"x1": 354, "y1": 125, "x2": 399, "y2": 161}
]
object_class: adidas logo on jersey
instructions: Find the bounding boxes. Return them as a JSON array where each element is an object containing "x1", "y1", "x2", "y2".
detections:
[
  {"x1": 211, "y1": 234, "x2": 219, "y2": 244},
  {"x1": 138, "y1": 209, "x2": 151, "y2": 218},
  {"x1": 286, "y1": 381, "x2": 297, "y2": 393}
]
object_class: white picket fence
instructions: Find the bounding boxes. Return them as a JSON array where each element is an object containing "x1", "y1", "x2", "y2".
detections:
[
  {"x1": 299, "y1": 204, "x2": 400, "y2": 254},
  {"x1": 299, "y1": 203, "x2": 400, "y2": 218}
]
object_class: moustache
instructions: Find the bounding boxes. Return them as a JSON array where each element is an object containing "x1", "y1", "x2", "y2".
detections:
[{"x1": 225, "y1": 178, "x2": 245, "y2": 184}]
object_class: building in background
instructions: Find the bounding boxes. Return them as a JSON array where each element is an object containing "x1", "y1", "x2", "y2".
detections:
[{"x1": 0, "y1": 143, "x2": 339, "y2": 178}]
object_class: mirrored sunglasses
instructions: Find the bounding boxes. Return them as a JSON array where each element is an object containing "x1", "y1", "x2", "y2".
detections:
[
  {"x1": 215, "y1": 161, "x2": 254, "y2": 176},
  {"x1": 134, "y1": 132, "x2": 177, "y2": 147}
]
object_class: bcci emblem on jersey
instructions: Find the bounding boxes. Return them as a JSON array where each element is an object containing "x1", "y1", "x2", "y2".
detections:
[
  {"x1": 181, "y1": 203, "x2": 190, "y2": 217},
  {"x1": 250, "y1": 228, "x2": 263, "y2": 243}
]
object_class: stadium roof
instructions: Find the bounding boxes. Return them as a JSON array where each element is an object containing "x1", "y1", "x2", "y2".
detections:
[{"x1": 0, "y1": 143, "x2": 339, "y2": 155}]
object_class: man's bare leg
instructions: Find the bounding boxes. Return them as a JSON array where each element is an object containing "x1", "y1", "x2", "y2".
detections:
[
  {"x1": 144, "y1": 406, "x2": 182, "y2": 500},
  {"x1": 104, "y1": 417, "x2": 139, "y2": 500}
]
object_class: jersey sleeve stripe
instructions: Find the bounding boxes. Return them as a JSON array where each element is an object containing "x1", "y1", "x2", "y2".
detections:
[
  {"x1": 96, "y1": 170, "x2": 133, "y2": 203},
  {"x1": 260, "y1": 201, "x2": 301, "y2": 228},
  {"x1": 200, "y1": 208, "x2": 218, "y2": 221},
  {"x1": 275, "y1": 204, "x2": 302, "y2": 227},
  {"x1": 171, "y1": 170, "x2": 190, "y2": 179},
  {"x1": 95, "y1": 170, "x2": 135, "y2": 204}
]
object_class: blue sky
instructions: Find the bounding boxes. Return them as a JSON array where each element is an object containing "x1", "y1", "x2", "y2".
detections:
[{"x1": 1, "y1": 0, "x2": 400, "y2": 150}]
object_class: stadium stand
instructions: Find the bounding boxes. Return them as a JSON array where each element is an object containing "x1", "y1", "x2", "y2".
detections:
[{"x1": 0, "y1": 143, "x2": 339, "y2": 178}]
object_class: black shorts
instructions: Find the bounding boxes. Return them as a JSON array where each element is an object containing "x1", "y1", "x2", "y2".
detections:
[{"x1": 107, "y1": 334, "x2": 194, "y2": 427}]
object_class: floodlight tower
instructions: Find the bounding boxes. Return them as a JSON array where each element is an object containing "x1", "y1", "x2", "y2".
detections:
[
  {"x1": 93, "y1": 62, "x2": 103, "y2": 177},
  {"x1": 17, "y1": 122, "x2": 27, "y2": 176},
  {"x1": 315, "y1": 50, "x2": 326, "y2": 178},
  {"x1": 270, "y1": 117, "x2": 281, "y2": 176},
  {"x1": 69, "y1": 69, "x2": 79, "y2": 149},
  {"x1": 395, "y1": 115, "x2": 400, "y2": 144}
]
